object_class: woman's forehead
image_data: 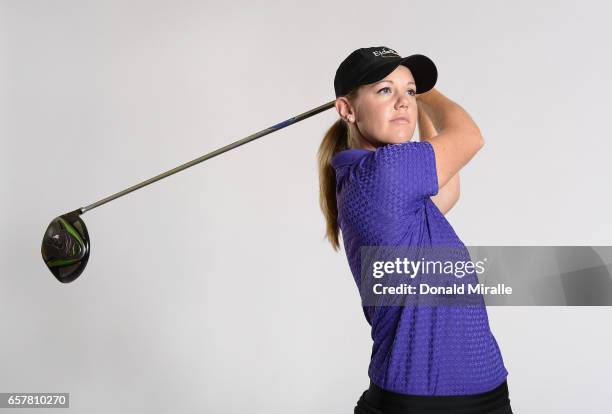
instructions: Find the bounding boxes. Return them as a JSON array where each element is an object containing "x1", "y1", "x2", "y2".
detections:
[{"x1": 377, "y1": 65, "x2": 415, "y2": 85}]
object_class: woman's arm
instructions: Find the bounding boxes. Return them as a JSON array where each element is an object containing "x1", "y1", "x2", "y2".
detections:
[{"x1": 417, "y1": 101, "x2": 460, "y2": 215}]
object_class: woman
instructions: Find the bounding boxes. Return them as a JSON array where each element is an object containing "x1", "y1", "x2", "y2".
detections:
[{"x1": 317, "y1": 46, "x2": 514, "y2": 414}]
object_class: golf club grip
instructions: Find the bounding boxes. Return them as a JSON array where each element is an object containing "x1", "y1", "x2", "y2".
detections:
[{"x1": 80, "y1": 100, "x2": 336, "y2": 214}]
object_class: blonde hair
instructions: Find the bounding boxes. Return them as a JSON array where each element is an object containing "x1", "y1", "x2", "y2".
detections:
[{"x1": 317, "y1": 88, "x2": 361, "y2": 251}]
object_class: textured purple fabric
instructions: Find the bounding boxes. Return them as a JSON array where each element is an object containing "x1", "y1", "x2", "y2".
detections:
[{"x1": 331, "y1": 140, "x2": 508, "y2": 396}]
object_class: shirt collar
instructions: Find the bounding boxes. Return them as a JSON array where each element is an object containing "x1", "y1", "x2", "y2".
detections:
[{"x1": 330, "y1": 148, "x2": 374, "y2": 169}]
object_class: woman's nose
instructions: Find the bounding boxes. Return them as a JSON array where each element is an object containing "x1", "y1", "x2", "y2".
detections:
[{"x1": 395, "y1": 96, "x2": 410, "y2": 109}]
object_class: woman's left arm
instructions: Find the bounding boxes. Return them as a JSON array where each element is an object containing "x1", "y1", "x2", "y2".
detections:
[{"x1": 417, "y1": 102, "x2": 460, "y2": 215}]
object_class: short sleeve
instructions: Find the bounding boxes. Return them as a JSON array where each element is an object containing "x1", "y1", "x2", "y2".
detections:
[{"x1": 354, "y1": 141, "x2": 439, "y2": 218}]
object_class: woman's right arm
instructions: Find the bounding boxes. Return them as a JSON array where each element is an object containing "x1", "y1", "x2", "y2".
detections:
[{"x1": 416, "y1": 88, "x2": 484, "y2": 189}]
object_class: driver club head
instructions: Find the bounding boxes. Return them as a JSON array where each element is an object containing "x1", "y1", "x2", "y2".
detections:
[{"x1": 41, "y1": 208, "x2": 90, "y2": 283}]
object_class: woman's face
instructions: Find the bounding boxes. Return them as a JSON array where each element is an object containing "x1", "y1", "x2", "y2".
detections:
[{"x1": 337, "y1": 65, "x2": 418, "y2": 150}]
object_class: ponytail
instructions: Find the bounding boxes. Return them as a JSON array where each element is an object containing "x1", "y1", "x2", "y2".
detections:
[{"x1": 316, "y1": 89, "x2": 360, "y2": 251}]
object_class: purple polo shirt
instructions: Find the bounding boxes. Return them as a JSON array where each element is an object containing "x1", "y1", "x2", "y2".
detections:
[{"x1": 331, "y1": 140, "x2": 508, "y2": 396}]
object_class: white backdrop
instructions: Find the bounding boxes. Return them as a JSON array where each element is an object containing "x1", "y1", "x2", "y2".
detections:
[{"x1": 2, "y1": 0, "x2": 611, "y2": 412}]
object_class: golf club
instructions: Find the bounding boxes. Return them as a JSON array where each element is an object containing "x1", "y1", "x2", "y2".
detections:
[{"x1": 41, "y1": 100, "x2": 336, "y2": 283}]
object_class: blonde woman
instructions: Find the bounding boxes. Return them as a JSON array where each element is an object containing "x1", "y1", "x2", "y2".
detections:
[{"x1": 318, "y1": 47, "x2": 513, "y2": 414}]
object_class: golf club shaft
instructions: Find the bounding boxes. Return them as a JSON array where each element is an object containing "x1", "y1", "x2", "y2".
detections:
[{"x1": 80, "y1": 100, "x2": 336, "y2": 214}]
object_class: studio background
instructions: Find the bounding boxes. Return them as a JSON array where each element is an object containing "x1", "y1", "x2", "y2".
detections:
[{"x1": 2, "y1": 1, "x2": 611, "y2": 413}]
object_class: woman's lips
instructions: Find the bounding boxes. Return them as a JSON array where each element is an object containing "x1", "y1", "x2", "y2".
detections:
[{"x1": 390, "y1": 118, "x2": 409, "y2": 123}]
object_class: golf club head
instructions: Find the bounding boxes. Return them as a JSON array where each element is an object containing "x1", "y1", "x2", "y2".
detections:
[{"x1": 41, "y1": 208, "x2": 90, "y2": 283}]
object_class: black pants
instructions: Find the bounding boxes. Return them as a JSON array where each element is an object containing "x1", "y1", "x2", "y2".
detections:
[{"x1": 354, "y1": 380, "x2": 514, "y2": 414}]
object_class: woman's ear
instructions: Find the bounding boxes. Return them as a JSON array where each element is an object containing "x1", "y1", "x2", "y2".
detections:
[
  {"x1": 335, "y1": 98, "x2": 347, "y2": 120},
  {"x1": 335, "y1": 97, "x2": 355, "y2": 123}
]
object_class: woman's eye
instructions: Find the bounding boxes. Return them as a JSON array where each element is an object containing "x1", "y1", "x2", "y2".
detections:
[{"x1": 377, "y1": 87, "x2": 417, "y2": 96}]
